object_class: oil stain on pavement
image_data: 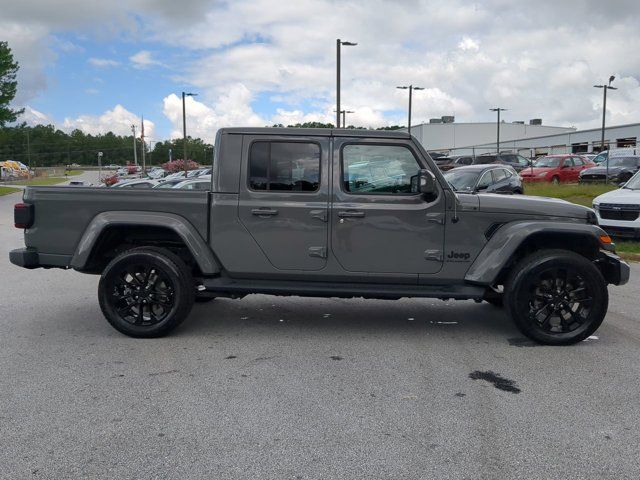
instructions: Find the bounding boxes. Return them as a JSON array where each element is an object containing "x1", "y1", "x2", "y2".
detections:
[{"x1": 469, "y1": 370, "x2": 521, "y2": 394}]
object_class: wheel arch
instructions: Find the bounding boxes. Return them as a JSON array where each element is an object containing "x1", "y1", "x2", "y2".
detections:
[
  {"x1": 465, "y1": 221, "x2": 609, "y2": 285},
  {"x1": 70, "y1": 211, "x2": 221, "y2": 275}
]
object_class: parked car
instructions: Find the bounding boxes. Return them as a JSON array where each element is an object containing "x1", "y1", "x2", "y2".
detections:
[
  {"x1": 10, "y1": 127, "x2": 629, "y2": 345},
  {"x1": 147, "y1": 169, "x2": 168, "y2": 179},
  {"x1": 473, "y1": 153, "x2": 531, "y2": 172},
  {"x1": 434, "y1": 155, "x2": 475, "y2": 171},
  {"x1": 579, "y1": 156, "x2": 640, "y2": 184},
  {"x1": 173, "y1": 176, "x2": 212, "y2": 190},
  {"x1": 162, "y1": 171, "x2": 190, "y2": 181},
  {"x1": 152, "y1": 178, "x2": 187, "y2": 189},
  {"x1": 186, "y1": 168, "x2": 212, "y2": 178},
  {"x1": 111, "y1": 179, "x2": 159, "y2": 188},
  {"x1": 520, "y1": 154, "x2": 594, "y2": 184},
  {"x1": 443, "y1": 164, "x2": 523, "y2": 194},
  {"x1": 593, "y1": 170, "x2": 640, "y2": 239}
]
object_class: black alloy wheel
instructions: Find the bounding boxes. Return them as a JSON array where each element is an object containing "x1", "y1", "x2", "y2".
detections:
[
  {"x1": 505, "y1": 249, "x2": 608, "y2": 345},
  {"x1": 99, "y1": 247, "x2": 195, "y2": 337},
  {"x1": 522, "y1": 267, "x2": 593, "y2": 334},
  {"x1": 110, "y1": 263, "x2": 175, "y2": 326}
]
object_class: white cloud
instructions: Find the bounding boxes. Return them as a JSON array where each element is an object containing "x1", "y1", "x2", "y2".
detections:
[
  {"x1": 20, "y1": 106, "x2": 55, "y2": 126},
  {"x1": 130, "y1": 50, "x2": 162, "y2": 69},
  {"x1": 62, "y1": 104, "x2": 154, "y2": 137},
  {"x1": 162, "y1": 86, "x2": 266, "y2": 142},
  {"x1": 88, "y1": 57, "x2": 120, "y2": 67},
  {"x1": 458, "y1": 36, "x2": 480, "y2": 52}
]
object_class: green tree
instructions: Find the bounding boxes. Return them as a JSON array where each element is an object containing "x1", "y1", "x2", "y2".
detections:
[{"x1": 0, "y1": 41, "x2": 23, "y2": 126}]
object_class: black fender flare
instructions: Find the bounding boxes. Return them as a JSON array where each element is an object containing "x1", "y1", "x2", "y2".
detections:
[
  {"x1": 464, "y1": 221, "x2": 611, "y2": 285},
  {"x1": 70, "y1": 211, "x2": 221, "y2": 274}
]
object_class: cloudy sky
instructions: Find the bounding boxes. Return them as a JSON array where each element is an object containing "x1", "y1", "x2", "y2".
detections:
[{"x1": 2, "y1": 0, "x2": 640, "y2": 143}]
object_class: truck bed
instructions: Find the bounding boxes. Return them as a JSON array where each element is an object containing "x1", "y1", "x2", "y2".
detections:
[{"x1": 20, "y1": 186, "x2": 209, "y2": 263}]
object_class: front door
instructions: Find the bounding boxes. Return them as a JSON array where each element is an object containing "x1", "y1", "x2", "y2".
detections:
[
  {"x1": 238, "y1": 136, "x2": 329, "y2": 271},
  {"x1": 331, "y1": 139, "x2": 445, "y2": 275}
]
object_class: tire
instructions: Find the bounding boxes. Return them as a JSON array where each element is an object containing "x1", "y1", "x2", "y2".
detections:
[
  {"x1": 551, "y1": 176, "x2": 560, "y2": 185},
  {"x1": 98, "y1": 247, "x2": 195, "y2": 337},
  {"x1": 513, "y1": 188, "x2": 523, "y2": 195},
  {"x1": 504, "y1": 249, "x2": 608, "y2": 345}
]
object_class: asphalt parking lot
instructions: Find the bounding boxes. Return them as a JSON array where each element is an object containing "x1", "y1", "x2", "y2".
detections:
[{"x1": 1, "y1": 174, "x2": 639, "y2": 479}]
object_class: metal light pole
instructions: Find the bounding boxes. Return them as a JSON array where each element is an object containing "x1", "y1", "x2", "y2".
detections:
[
  {"x1": 397, "y1": 85, "x2": 425, "y2": 134},
  {"x1": 594, "y1": 76, "x2": 617, "y2": 183},
  {"x1": 333, "y1": 109, "x2": 355, "y2": 128},
  {"x1": 140, "y1": 116, "x2": 146, "y2": 174},
  {"x1": 336, "y1": 39, "x2": 357, "y2": 128},
  {"x1": 343, "y1": 110, "x2": 354, "y2": 128},
  {"x1": 182, "y1": 91, "x2": 198, "y2": 176},
  {"x1": 489, "y1": 108, "x2": 507, "y2": 153},
  {"x1": 97, "y1": 151, "x2": 103, "y2": 182},
  {"x1": 130, "y1": 124, "x2": 138, "y2": 166}
]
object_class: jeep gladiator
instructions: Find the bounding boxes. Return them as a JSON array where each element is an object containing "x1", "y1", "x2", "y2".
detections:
[{"x1": 10, "y1": 128, "x2": 630, "y2": 344}]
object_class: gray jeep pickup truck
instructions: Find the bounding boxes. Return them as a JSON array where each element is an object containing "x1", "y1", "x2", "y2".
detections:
[{"x1": 10, "y1": 128, "x2": 630, "y2": 345}]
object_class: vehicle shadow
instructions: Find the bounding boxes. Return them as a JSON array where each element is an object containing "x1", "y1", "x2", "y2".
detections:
[{"x1": 180, "y1": 295, "x2": 519, "y2": 341}]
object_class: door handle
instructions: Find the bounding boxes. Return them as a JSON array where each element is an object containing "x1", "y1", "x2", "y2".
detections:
[
  {"x1": 251, "y1": 208, "x2": 279, "y2": 216},
  {"x1": 338, "y1": 210, "x2": 365, "y2": 218}
]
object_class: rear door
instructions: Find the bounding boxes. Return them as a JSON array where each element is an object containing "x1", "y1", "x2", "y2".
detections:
[
  {"x1": 490, "y1": 168, "x2": 511, "y2": 193},
  {"x1": 238, "y1": 136, "x2": 330, "y2": 271}
]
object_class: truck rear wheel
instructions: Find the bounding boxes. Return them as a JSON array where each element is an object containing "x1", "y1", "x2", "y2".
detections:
[
  {"x1": 98, "y1": 247, "x2": 195, "y2": 337},
  {"x1": 504, "y1": 249, "x2": 608, "y2": 345}
]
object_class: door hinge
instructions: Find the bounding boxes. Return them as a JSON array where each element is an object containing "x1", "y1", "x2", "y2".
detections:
[
  {"x1": 308, "y1": 246, "x2": 327, "y2": 259},
  {"x1": 424, "y1": 250, "x2": 443, "y2": 262}
]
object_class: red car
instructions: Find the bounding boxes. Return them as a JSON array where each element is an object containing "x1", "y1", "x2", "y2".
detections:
[{"x1": 519, "y1": 154, "x2": 595, "y2": 183}]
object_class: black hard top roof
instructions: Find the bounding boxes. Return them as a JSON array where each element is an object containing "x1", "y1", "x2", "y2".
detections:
[{"x1": 219, "y1": 127, "x2": 410, "y2": 139}]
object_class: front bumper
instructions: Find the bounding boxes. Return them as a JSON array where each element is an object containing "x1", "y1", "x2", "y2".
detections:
[
  {"x1": 9, "y1": 247, "x2": 40, "y2": 269},
  {"x1": 520, "y1": 176, "x2": 548, "y2": 183},
  {"x1": 596, "y1": 250, "x2": 630, "y2": 286}
]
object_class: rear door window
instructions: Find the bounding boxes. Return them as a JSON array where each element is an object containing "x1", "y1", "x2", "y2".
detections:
[
  {"x1": 492, "y1": 169, "x2": 508, "y2": 182},
  {"x1": 249, "y1": 141, "x2": 321, "y2": 192}
]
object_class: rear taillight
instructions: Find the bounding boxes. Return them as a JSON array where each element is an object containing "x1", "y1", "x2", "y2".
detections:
[{"x1": 14, "y1": 203, "x2": 34, "y2": 229}]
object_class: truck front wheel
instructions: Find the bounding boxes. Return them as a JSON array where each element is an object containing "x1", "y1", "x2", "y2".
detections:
[
  {"x1": 504, "y1": 249, "x2": 608, "y2": 345},
  {"x1": 98, "y1": 247, "x2": 195, "y2": 337}
]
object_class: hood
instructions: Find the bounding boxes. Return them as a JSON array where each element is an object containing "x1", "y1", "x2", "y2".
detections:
[
  {"x1": 581, "y1": 166, "x2": 628, "y2": 175},
  {"x1": 477, "y1": 193, "x2": 593, "y2": 220},
  {"x1": 520, "y1": 167, "x2": 555, "y2": 176},
  {"x1": 594, "y1": 187, "x2": 640, "y2": 204}
]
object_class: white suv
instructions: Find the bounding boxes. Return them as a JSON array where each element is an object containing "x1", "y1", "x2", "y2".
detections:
[{"x1": 593, "y1": 170, "x2": 640, "y2": 239}]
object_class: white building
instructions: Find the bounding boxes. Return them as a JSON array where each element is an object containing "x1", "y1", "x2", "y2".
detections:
[
  {"x1": 405, "y1": 117, "x2": 640, "y2": 157},
  {"x1": 404, "y1": 118, "x2": 574, "y2": 153},
  {"x1": 454, "y1": 122, "x2": 640, "y2": 157}
]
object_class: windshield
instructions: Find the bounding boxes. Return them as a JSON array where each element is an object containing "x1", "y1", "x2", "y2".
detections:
[
  {"x1": 534, "y1": 156, "x2": 561, "y2": 168},
  {"x1": 624, "y1": 172, "x2": 640, "y2": 189},
  {"x1": 605, "y1": 157, "x2": 639, "y2": 168},
  {"x1": 443, "y1": 170, "x2": 480, "y2": 191}
]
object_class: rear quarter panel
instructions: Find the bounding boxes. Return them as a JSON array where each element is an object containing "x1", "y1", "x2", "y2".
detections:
[{"x1": 22, "y1": 186, "x2": 209, "y2": 256}]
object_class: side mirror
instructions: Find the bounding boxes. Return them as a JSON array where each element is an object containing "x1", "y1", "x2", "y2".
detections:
[{"x1": 411, "y1": 169, "x2": 438, "y2": 196}]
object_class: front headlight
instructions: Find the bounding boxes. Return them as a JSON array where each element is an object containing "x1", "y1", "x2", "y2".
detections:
[
  {"x1": 537, "y1": 172, "x2": 548, "y2": 177},
  {"x1": 592, "y1": 203, "x2": 599, "y2": 210}
]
